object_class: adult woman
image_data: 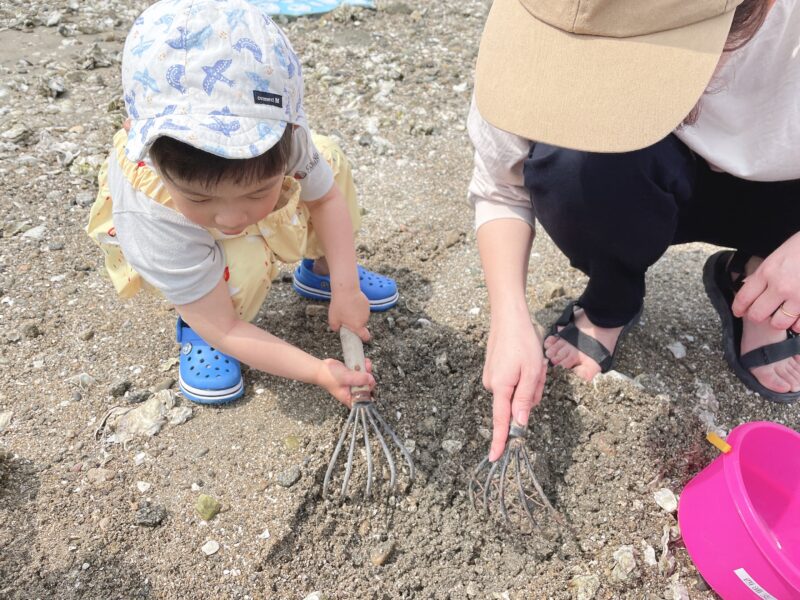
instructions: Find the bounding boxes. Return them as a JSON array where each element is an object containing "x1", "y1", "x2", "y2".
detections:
[{"x1": 469, "y1": 0, "x2": 799, "y2": 460}]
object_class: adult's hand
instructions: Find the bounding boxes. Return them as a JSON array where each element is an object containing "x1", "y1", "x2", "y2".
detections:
[
  {"x1": 483, "y1": 314, "x2": 548, "y2": 461},
  {"x1": 732, "y1": 232, "x2": 800, "y2": 333}
]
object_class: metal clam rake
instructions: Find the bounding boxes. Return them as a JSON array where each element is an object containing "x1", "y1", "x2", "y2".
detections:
[
  {"x1": 322, "y1": 327, "x2": 415, "y2": 500},
  {"x1": 469, "y1": 420, "x2": 563, "y2": 533}
]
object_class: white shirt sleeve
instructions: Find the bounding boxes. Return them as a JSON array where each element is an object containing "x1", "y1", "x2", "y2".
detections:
[
  {"x1": 467, "y1": 96, "x2": 534, "y2": 230},
  {"x1": 107, "y1": 158, "x2": 225, "y2": 306},
  {"x1": 286, "y1": 125, "x2": 335, "y2": 201}
]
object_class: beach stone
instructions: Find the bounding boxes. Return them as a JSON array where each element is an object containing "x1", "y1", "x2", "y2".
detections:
[
  {"x1": 276, "y1": 466, "x2": 301, "y2": 488},
  {"x1": 195, "y1": 494, "x2": 221, "y2": 521}
]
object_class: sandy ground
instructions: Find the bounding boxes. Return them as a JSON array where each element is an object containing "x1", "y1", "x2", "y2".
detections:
[{"x1": 0, "y1": 1, "x2": 797, "y2": 599}]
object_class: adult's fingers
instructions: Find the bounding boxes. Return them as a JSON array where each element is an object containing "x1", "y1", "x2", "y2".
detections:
[
  {"x1": 732, "y1": 274, "x2": 767, "y2": 317},
  {"x1": 510, "y1": 360, "x2": 547, "y2": 427},
  {"x1": 489, "y1": 384, "x2": 513, "y2": 462},
  {"x1": 770, "y1": 301, "x2": 800, "y2": 332},
  {"x1": 743, "y1": 286, "x2": 783, "y2": 324}
]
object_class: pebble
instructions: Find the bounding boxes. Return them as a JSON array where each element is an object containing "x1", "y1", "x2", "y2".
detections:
[
  {"x1": 66, "y1": 372, "x2": 95, "y2": 389},
  {"x1": 303, "y1": 593, "x2": 324, "y2": 600},
  {"x1": 194, "y1": 447, "x2": 209, "y2": 459},
  {"x1": 168, "y1": 406, "x2": 193, "y2": 425},
  {"x1": 568, "y1": 575, "x2": 600, "y2": 600},
  {"x1": 136, "y1": 481, "x2": 151, "y2": 494},
  {"x1": 276, "y1": 466, "x2": 301, "y2": 488},
  {"x1": 259, "y1": 528, "x2": 270, "y2": 540},
  {"x1": 284, "y1": 435, "x2": 301, "y2": 451},
  {"x1": 21, "y1": 322, "x2": 41, "y2": 338},
  {"x1": 136, "y1": 504, "x2": 167, "y2": 527},
  {"x1": 201, "y1": 540, "x2": 220, "y2": 556},
  {"x1": 151, "y1": 378, "x2": 176, "y2": 393},
  {"x1": 653, "y1": 488, "x2": 678, "y2": 513},
  {"x1": 666, "y1": 341, "x2": 686, "y2": 359},
  {"x1": 48, "y1": 242, "x2": 65, "y2": 251},
  {"x1": 611, "y1": 546, "x2": 636, "y2": 581},
  {"x1": 127, "y1": 390, "x2": 152, "y2": 405},
  {"x1": 109, "y1": 379, "x2": 131, "y2": 398},
  {"x1": 195, "y1": 494, "x2": 221, "y2": 521},
  {"x1": 21, "y1": 224, "x2": 47, "y2": 240},
  {"x1": 305, "y1": 305, "x2": 327, "y2": 318},
  {"x1": 441, "y1": 439, "x2": 463, "y2": 454},
  {"x1": 370, "y1": 540, "x2": 395, "y2": 566},
  {"x1": 477, "y1": 427, "x2": 492, "y2": 440},
  {"x1": 78, "y1": 329, "x2": 95, "y2": 341},
  {"x1": 86, "y1": 467, "x2": 114, "y2": 484},
  {"x1": 643, "y1": 544, "x2": 657, "y2": 567},
  {"x1": 134, "y1": 452, "x2": 148, "y2": 466},
  {"x1": 0, "y1": 411, "x2": 12, "y2": 433},
  {"x1": 444, "y1": 230, "x2": 462, "y2": 248},
  {"x1": 541, "y1": 280, "x2": 567, "y2": 300}
]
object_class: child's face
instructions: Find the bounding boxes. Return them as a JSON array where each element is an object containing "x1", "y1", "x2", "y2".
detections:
[{"x1": 162, "y1": 174, "x2": 285, "y2": 235}]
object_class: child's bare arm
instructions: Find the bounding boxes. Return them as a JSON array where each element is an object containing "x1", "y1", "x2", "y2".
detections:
[
  {"x1": 304, "y1": 183, "x2": 370, "y2": 341},
  {"x1": 175, "y1": 276, "x2": 374, "y2": 406}
]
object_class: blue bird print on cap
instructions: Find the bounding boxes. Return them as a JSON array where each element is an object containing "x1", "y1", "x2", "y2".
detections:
[
  {"x1": 204, "y1": 107, "x2": 241, "y2": 138},
  {"x1": 133, "y1": 69, "x2": 160, "y2": 94},
  {"x1": 166, "y1": 25, "x2": 213, "y2": 51},
  {"x1": 226, "y1": 8, "x2": 246, "y2": 31},
  {"x1": 257, "y1": 122, "x2": 275, "y2": 139},
  {"x1": 140, "y1": 118, "x2": 155, "y2": 143},
  {"x1": 155, "y1": 14, "x2": 174, "y2": 31},
  {"x1": 272, "y1": 42, "x2": 294, "y2": 78},
  {"x1": 203, "y1": 60, "x2": 235, "y2": 95},
  {"x1": 246, "y1": 71, "x2": 271, "y2": 92},
  {"x1": 130, "y1": 38, "x2": 154, "y2": 57},
  {"x1": 124, "y1": 91, "x2": 139, "y2": 119},
  {"x1": 233, "y1": 38, "x2": 263, "y2": 63},
  {"x1": 166, "y1": 64, "x2": 187, "y2": 94}
]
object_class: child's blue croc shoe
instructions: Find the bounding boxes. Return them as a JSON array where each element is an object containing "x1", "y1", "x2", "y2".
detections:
[
  {"x1": 292, "y1": 258, "x2": 399, "y2": 311},
  {"x1": 176, "y1": 318, "x2": 244, "y2": 405}
]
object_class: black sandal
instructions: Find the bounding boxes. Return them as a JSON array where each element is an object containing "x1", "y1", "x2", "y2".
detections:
[
  {"x1": 547, "y1": 301, "x2": 642, "y2": 374},
  {"x1": 703, "y1": 250, "x2": 800, "y2": 404}
]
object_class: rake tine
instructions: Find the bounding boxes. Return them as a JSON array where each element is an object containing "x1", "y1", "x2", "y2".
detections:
[
  {"x1": 365, "y1": 405, "x2": 397, "y2": 490},
  {"x1": 323, "y1": 403, "x2": 358, "y2": 497},
  {"x1": 469, "y1": 456, "x2": 490, "y2": 508},
  {"x1": 514, "y1": 447, "x2": 538, "y2": 528},
  {"x1": 360, "y1": 407, "x2": 373, "y2": 498},
  {"x1": 482, "y1": 458, "x2": 500, "y2": 513},
  {"x1": 371, "y1": 407, "x2": 415, "y2": 482},
  {"x1": 340, "y1": 404, "x2": 362, "y2": 498},
  {"x1": 497, "y1": 445, "x2": 513, "y2": 524},
  {"x1": 521, "y1": 446, "x2": 558, "y2": 514}
]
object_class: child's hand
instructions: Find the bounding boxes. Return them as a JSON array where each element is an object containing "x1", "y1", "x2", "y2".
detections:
[
  {"x1": 329, "y1": 287, "x2": 371, "y2": 341},
  {"x1": 316, "y1": 357, "x2": 375, "y2": 407}
]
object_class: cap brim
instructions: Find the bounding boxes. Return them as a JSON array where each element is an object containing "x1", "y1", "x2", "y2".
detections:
[
  {"x1": 475, "y1": 0, "x2": 735, "y2": 152},
  {"x1": 124, "y1": 115, "x2": 289, "y2": 162}
]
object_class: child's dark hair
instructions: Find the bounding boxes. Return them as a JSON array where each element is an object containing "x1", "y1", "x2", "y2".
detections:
[{"x1": 149, "y1": 125, "x2": 293, "y2": 187}]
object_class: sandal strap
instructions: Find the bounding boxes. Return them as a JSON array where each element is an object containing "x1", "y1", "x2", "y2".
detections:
[
  {"x1": 726, "y1": 250, "x2": 750, "y2": 292},
  {"x1": 552, "y1": 302, "x2": 614, "y2": 372},
  {"x1": 740, "y1": 333, "x2": 800, "y2": 369}
]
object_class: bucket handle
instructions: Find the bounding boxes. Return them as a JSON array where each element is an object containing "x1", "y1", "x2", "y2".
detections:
[{"x1": 706, "y1": 431, "x2": 731, "y2": 454}]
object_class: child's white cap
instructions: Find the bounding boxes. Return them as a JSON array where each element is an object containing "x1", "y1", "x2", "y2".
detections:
[{"x1": 121, "y1": 0, "x2": 305, "y2": 162}]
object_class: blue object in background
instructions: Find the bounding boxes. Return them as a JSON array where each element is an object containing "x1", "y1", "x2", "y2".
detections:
[{"x1": 253, "y1": 0, "x2": 376, "y2": 17}]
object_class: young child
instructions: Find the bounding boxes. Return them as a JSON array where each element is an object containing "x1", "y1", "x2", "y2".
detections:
[{"x1": 87, "y1": 0, "x2": 398, "y2": 406}]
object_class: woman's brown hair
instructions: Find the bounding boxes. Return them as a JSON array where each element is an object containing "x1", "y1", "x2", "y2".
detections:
[{"x1": 682, "y1": 0, "x2": 772, "y2": 125}]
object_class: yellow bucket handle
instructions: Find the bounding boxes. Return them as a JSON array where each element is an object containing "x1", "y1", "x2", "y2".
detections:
[{"x1": 707, "y1": 431, "x2": 732, "y2": 454}]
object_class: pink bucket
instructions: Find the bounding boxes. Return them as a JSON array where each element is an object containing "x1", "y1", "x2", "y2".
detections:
[{"x1": 679, "y1": 422, "x2": 800, "y2": 599}]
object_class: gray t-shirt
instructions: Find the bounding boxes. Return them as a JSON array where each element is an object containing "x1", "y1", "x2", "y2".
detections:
[{"x1": 111, "y1": 125, "x2": 334, "y2": 305}]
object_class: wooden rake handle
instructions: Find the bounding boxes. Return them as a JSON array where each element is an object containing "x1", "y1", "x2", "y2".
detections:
[{"x1": 339, "y1": 327, "x2": 371, "y2": 395}]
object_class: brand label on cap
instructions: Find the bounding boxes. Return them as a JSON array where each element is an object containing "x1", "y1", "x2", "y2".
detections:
[
  {"x1": 253, "y1": 91, "x2": 283, "y2": 108},
  {"x1": 733, "y1": 568, "x2": 778, "y2": 600}
]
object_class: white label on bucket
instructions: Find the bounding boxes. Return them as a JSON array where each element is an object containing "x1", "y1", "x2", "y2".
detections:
[{"x1": 734, "y1": 568, "x2": 779, "y2": 600}]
